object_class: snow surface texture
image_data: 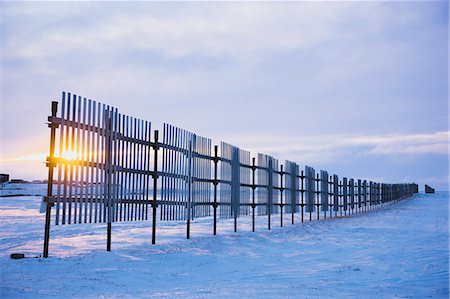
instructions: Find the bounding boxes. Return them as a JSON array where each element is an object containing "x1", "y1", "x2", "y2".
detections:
[{"x1": 0, "y1": 185, "x2": 448, "y2": 298}]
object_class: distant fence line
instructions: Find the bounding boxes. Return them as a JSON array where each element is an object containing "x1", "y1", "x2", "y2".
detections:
[{"x1": 42, "y1": 92, "x2": 419, "y2": 257}]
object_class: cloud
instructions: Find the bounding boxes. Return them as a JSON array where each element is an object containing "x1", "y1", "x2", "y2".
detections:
[
  {"x1": 361, "y1": 131, "x2": 449, "y2": 155},
  {"x1": 3, "y1": 2, "x2": 350, "y2": 62},
  {"x1": 227, "y1": 131, "x2": 449, "y2": 166},
  {"x1": 0, "y1": 1, "x2": 448, "y2": 189}
]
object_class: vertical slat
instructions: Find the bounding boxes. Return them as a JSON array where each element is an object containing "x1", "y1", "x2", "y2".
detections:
[
  {"x1": 349, "y1": 178, "x2": 354, "y2": 211},
  {"x1": 125, "y1": 115, "x2": 130, "y2": 222},
  {"x1": 191, "y1": 135, "x2": 196, "y2": 219},
  {"x1": 363, "y1": 180, "x2": 367, "y2": 210},
  {"x1": 133, "y1": 117, "x2": 138, "y2": 221},
  {"x1": 87, "y1": 99, "x2": 93, "y2": 223},
  {"x1": 140, "y1": 120, "x2": 146, "y2": 221},
  {"x1": 165, "y1": 125, "x2": 171, "y2": 220},
  {"x1": 55, "y1": 92, "x2": 66, "y2": 225},
  {"x1": 100, "y1": 104, "x2": 107, "y2": 223},
  {"x1": 208, "y1": 139, "x2": 212, "y2": 217},
  {"x1": 333, "y1": 175, "x2": 339, "y2": 213},
  {"x1": 137, "y1": 119, "x2": 143, "y2": 221},
  {"x1": 175, "y1": 129, "x2": 182, "y2": 220},
  {"x1": 138, "y1": 119, "x2": 144, "y2": 221},
  {"x1": 343, "y1": 177, "x2": 348, "y2": 214},
  {"x1": 116, "y1": 113, "x2": 122, "y2": 222},
  {"x1": 173, "y1": 127, "x2": 179, "y2": 220},
  {"x1": 176, "y1": 128, "x2": 183, "y2": 221},
  {"x1": 173, "y1": 128, "x2": 179, "y2": 220},
  {"x1": 198, "y1": 138, "x2": 202, "y2": 218},
  {"x1": 160, "y1": 124, "x2": 166, "y2": 220},
  {"x1": 104, "y1": 105, "x2": 112, "y2": 224},
  {"x1": 62, "y1": 93, "x2": 70, "y2": 224},
  {"x1": 81, "y1": 97, "x2": 87, "y2": 223},
  {"x1": 115, "y1": 112, "x2": 122, "y2": 222},
  {"x1": 133, "y1": 119, "x2": 139, "y2": 221},
  {"x1": 73, "y1": 95, "x2": 81, "y2": 223},
  {"x1": 167, "y1": 124, "x2": 173, "y2": 220},
  {"x1": 169, "y1": 124, "x2": 174, "y2": 220},
  {"x1": 94, "y1": 102, "x2": 100, "y2": 223},
  {"x1": 145, "y1": 121, "x2": 151, "y2": 221},
  {"x1": 90, "y1": 100, "x2": 95, "y2": 223},
  {"x1": 124, "y1": 114, "x2": 129, "y2": 221},
  {"x1": 180, "y1": 129, "x2": 185, "y2": 220},
  {"x1": 129, "y1": 117, "x2": 134, "y2": 221},
  {"x1": 169, "y1": 125, "x2": 175, "y2": 220},
  {"x1": 202, "y1": 139, "x2": 206, "y2": 217},
  {"x1": 68, "y1": 94, "x2": 76, "y2": 224},
  {"x1": 320, "y1": 170, "x2": 328, "y2": 212},
  {"x1": 97, "y1": 103, "x2": 103, "y2": 223},
  {"x1": 305, "y1": 166, "x2": 315, "y2": 214},
  {"x1": 121, "y1": 114, "x2": 126, "y2": 222},
  {"x1": 357, "y1": 179, "x2": 362, "y2": 210},
  {"x1": 170, "y1": 125, "x2": 175, "y2": 220},
  {"x1": 126, "y1": 115, "x2": 132, "y2": 222},
  {"x1": 113, "y1": 108, "x2": 119, "y2": 222},
  {"x1": 73, "y1": 96, "x2": 83, "y2": 223},
  {"x1": 140, "y1": 119, "x2": 145, "y2": 220}
]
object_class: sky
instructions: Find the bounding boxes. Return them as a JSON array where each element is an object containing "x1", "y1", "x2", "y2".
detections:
[{"x1": 0, "y1": 1, "x2": 448, "y2": 191}]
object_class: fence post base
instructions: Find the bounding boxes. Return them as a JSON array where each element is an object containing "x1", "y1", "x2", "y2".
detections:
[
  {"x1": 107, "y1": 222, "x2": 112, "y2": 252},
  {"x1": 43, "y1": 203, "x2": 52, "y2": 258}
]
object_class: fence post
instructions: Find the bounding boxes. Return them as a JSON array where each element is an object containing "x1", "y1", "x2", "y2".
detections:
[
  {"x1": 105, "y1": 115, "x2": 113, "y2": 252},
  {"x1": 291, "y1": 165, "x2": 296, "y2": 225},
  {"x1": 339, "y1": 180, "x2": 342, "y2": 217},
  {"x1": 268, "y1": 159, "x2": 272, "y2": 230},
  {"x1": 213, "y1": 145, "x2": 218, "y2": 235},
  {"x1": 301, "y1": 170, "x2": 304, "y2": 223},
  {"x1": 316, "y1": 173, "x2": 320, "y2": 220},
  {"x1": 322, "y1": 172, "x2": 327, "y2": 220},
  {"x1": 43, "y1": 101, "x2": 58, "y2": 258},
  {"x1": 309, "y1": 171, "x2": 312, "y2": 222},
  {"x1": 151, "y1": 130, "x2": 159, "y2": 244},
  {"x1": 280, "y1": 164, "x2": 284, "y2": 227},
  {"x1": 186, "y1": 138, "x2": 193, "y2": 239},
  {"x1": 251, "y1": 157, "x2": 256, "y2": 232}
]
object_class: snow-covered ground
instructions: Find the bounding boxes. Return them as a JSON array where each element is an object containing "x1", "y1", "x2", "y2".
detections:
[{"x1": 0, "y1": 184, "x2": 448, "y2": 298}]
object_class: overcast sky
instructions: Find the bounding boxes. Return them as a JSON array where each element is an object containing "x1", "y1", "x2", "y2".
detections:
[{"x1": 1, "y1": 1, "x2": 448, "y2": 190}]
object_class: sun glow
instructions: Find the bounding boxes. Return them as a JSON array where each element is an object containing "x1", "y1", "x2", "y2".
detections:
[
  {"x1": 61, "y1": 150, "x2": 78, "y2": 160},
  {"x1": 14, "y1": 153, "x2": 48, "y2": 162}
]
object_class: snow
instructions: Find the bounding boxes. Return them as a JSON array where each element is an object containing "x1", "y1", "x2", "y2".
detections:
[{"x1": 0, "y1": 185, "x2": 448, "y2": 298}]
